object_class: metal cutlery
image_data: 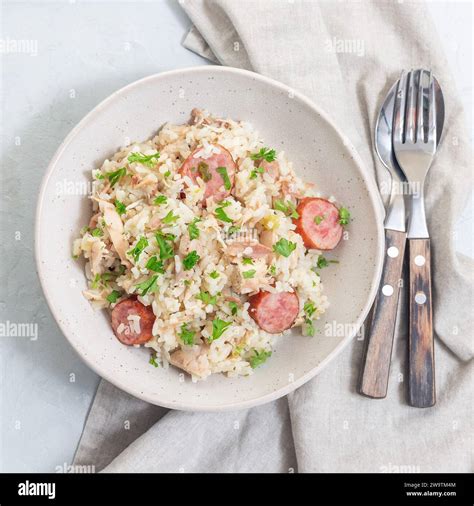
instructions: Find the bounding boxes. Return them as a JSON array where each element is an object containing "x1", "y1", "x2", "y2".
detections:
[
  {"x1": 359, "y1": 81, "x2": 407, "y2": 399},
  {"x1": 393, "y1": 69, "x2": 445, "y2": 408}
]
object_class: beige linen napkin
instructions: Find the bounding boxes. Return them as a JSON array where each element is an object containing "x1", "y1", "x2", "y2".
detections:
[{"x1": 74, "y1": 0, "x2": 473, "y2": 472}]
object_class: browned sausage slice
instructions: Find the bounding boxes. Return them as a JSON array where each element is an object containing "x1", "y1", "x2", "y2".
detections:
[
  {"x1": 248, "y1": 290, "x2": 299, "y2": 334},
  {"x1": 293, "y1": 197, "x2": 343, "y2": 250},
  {"x1": 180, "y1": 143, "x2": 236, "y2": 201},
  {"x1": 111, "y1": 298, "x2": 155, "y2": 345}
]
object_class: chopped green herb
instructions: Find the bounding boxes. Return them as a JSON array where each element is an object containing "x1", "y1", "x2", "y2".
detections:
[
  {"x1": 188, "y1": 218, "x2": 201, "y2": 240},
  {"x1": 178, "y1": 324, "x2": 195, "y2": 345},
  {"x1": 127, "y1": 151, "x2": 160, "y2": 167},
  {"x1": 304, "y1": 300, "x2": 317, "y2": 318},
  {"x1": 106, "y1": 167, "x2": 127, "y2": 187},
  {"x1": 209, "y1": 271, "x2": 220, "y2": 279},
  {"x1": 183, "y1": 250, "x2": 200, "y2": 270},
  {"x1": 314, "y1": 215, "x2": 325, "y2": 225},
  {"x1": 95, "y1": 171, "x2": 105, "y2": 180},
  {"x1": 106, "y1": 290, "x2": 121, "y2": 304},
  {"x1": 135, "y1": 275, "x2": 159, "y2": 296},
  {"x1": 339, "y1": 207, "x2": 351, "y2": 226},
  {"x1": 155, "y1": 232, "x2": 174, "y2": 261},
  {"x1": 216, "y1": 166, "x2": 231, "y2": 190},
  {"x1": 249, "y1": 170, "x2": 258, "y2": 180},
  {"x1": 114, "y1": 199, "x2": 127, "y2": 216},
  {"x1": 268, "y1": 264, "x2": 277, "y2": 276},
  {"x1": 154, "y1": 195, "x2": 167, "y2": 205},
  {"x1": 162, "y1": 210, "x2": 179, "y2": 225},
  {"x1": 242, "y1": 269, "x2": 256, "y2": 279},
  {"x1": 196, "y1": 291, "x2": 217, "y2": 305},
  {"x1": 91, "y1": 228, "x2": 103, "y2": 237},
  {"x1": 197, "y1": 162, "x2": 212, "y2": 182},
  {"x1": 184, "y1": 280, "x2": 191, "y2": 287},
  {"x1": 249, "y1": 349, "x2": 272, "y2": 369},
  {"x1": 229, "y1": 301, "x2": 238, "y2": 315},
  {"x1": 149, "y1": 353, "x2": 159, "y2": 368},
  {"x1": 145, "y1": 256, "x2": 165, "y2": 273},
  {"x1": 273, "y1": 238, "x2": 297, "y2": 257},
  {"x1": 242, "y1": 257, "x2": 254, "y2": 265},
  {"x1": 304, "y1": 319, "x2": 315, "y2": 337},
  {"x1": 316, "y1": 255, "x2": 339, "y2": 269},
  {"x1": 274, "y1": 199, "x2": 299, "y2": 219},
  {"x1": 250, "y1": 147, "x2": 276, "y2": 163},
  {"x1": 210, "y1": 318, "x2": 232, "y2": 342},
  {"x1": 128, "y1": 236, "x2": 148, "y2": 262},
  {"x1": 91, "y1": 273, "x2": 101, "y2": 289},
  {"x1": 215, "y1": 206, "x2": 233, "y2": 223},
  {"x1": 164, "y1": 170, "x2": 171, "y2": 178}
]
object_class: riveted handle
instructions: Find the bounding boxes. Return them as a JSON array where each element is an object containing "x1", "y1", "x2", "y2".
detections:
[
  {"x1": 408, "y1": 238, "x2": 436, "y2": 407},
  {"x1": 359, "y1": 229, "x2": 406, "y2": 398}
]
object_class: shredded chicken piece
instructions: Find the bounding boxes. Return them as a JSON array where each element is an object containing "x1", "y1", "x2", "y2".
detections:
[
  {"x1": 230, "y1": 258, "x2": 268, "y2": 295},
  {"x1": 90, "y1": 240, "x2": 104, "y2": 275},
  {"x1": 169, "y1": 346, "x2": 211, "y2": 378},
  {"x1": 97, "y1": 199, "x2": 131, "y2": 267}
]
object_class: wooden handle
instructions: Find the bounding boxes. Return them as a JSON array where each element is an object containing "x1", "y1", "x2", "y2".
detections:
[
  {"x1": 359, "y1": 229, "x2": 406, "y2": 398},
  {"x1": 408, "y1": 239, "x2": 436, "y2": 407}
]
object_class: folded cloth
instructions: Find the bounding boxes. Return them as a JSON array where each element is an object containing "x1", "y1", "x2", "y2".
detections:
[{"x1": 74, "y1": 0, "x2": 473, "y2": 472}]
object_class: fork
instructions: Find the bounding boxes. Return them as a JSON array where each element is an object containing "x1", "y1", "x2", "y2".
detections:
[{"x1": 393, "y1": 69, "x2": 437, "y2": 408}]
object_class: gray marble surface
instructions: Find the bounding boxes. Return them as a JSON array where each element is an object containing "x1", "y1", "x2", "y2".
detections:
[{"x1": 0, "y1": 0, "x2": 471, "y2": 472}]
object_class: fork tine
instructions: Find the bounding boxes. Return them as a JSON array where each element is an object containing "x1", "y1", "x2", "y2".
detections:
[
  {"x1": 428, "y1": 71, "x2": 437, "y2": 145},
  {"x1": 416, "y1": 69, "x2": 425, "y2": 143},
  {"x1": 406, "y1": 70, "x2": 416, "y2": 143},
  {"x1": 394, "y1": 70, "x2": 408, "y2": 144}
]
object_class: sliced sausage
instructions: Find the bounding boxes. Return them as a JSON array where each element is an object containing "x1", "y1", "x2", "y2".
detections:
[
  {"x1": 179, "y1": 143, "x2": 237, "y2": 201},
  {"x1": 258, "y1": 159, "x2": 279, "y2": 180},
  {"x1": 293, "y1": 197, "x2": 343, "y2": 250},
  {"x1": 111, "y1": 298, "x2": 155, "y2": 345},
  {"x1": 248, "y1": 290, "x2": 299, "y2": 334}
]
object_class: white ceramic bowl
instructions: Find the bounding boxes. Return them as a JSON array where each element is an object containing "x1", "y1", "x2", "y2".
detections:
[{"x1": 35, "y1": 66, "x2": 384, "y2": 411}]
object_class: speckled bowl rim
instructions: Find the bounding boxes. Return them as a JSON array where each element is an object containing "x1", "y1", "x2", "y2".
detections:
[{"x1": 35, "y1": 65, "x2": 384, "y2": 411}]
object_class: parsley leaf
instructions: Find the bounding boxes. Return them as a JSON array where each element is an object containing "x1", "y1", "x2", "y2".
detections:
[
  {"x1": 314, "y1": 215, "x2": 325, "y2": 225},
  {"x1": 274, "y1": 199, "x2": 299, "y2": 219},
  {"x1": 228, "y1": 225, "x2": 240, "y2": 235},
  {"x1": 304, "y1": 300, "x2": 317, "y2": 318},
  {"x1": 339, "y1": 207, "x2": 351, "y2": 225},
  {"x1": 209, "y1": 271, "x2": 220, "y2": 279},
  {"x1": 155, "y1": 232, "x2": 174, "y2": 261},
  {"x1": 135, "y1": 275, "x2": 159, "y2": 296},
  {"x1": 127, "y1": 151, "x2": 160, "y2": 167},
  {"x1": 273, "y1": 238, "x2": 297, "y2": 257},
  {"x1": 91, "y1": 228, "x2": 103, "y2": 237},
  {"x1": 268, "y1": 264, "x2": 277, "y2": 276},
  {"x1": 304, "y1": 319, "x2": 315, "y2": 337},
  {"x1": 149, "y1": 353, "x2": 159, "y2": 368},
  {"x1": 250, "y1": 147, "x2": 276, "y2": 163},
  {"x1": 145, "y1": 256, "x2": 165, "y2": 273},
  {"x1": 316, "y1": 255, "x2": 339, "y2": 269},
  {"x1": 196, "y1": 291, "x2": 217, "y2": 305},
  {"x1": 106, "y1": 167, "x2": 127, "y2": 187},
  {"x1": 229, "y1": 301, "x2": 238, "y2": 315},
  {"x1": 114, "y1": 199, "x2": 126, "y2": 216},
  {"x1": 242, "y1": 257, "x2": 254, "y2": 265},
  {"x1": 183, "y1": 250, "x2": 200, "y2": 270},
  {"x1": 106, "y1": 290, "x2": 121, "y2": 304},
  {"x1": 188, "y1": 217, "x2": 201, "y2": 240},
  {"x1": 128, "y1": 236, "x2": 148, "y2": 262},
  {"x1": 215, "y1": 206, "x2": 233, "y2": 223},
  {"x1": 154, "y1": 195, "x2": 167, "y2": 205},
  {"x1": 216, "y1": 166, "x2": 231, "y2": 190},
  {"x1": 242, "y1": 269, "x2": 256, "y2": 279},
  {"x1": 210, "y1": 318, "x2": 232, "y2": 342},
  {"x1": 249, "y1": 349, "x2": 272, "y2": 368},
  {"x1": 162, "y1": 210, "x2": 179, "y2": 225},
  {"x1": 164, "y1": 170, "x2": 171, "y2": 178},
  {"x1": 178, "y1": 324, "x2": 195, "y2": 345}
]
